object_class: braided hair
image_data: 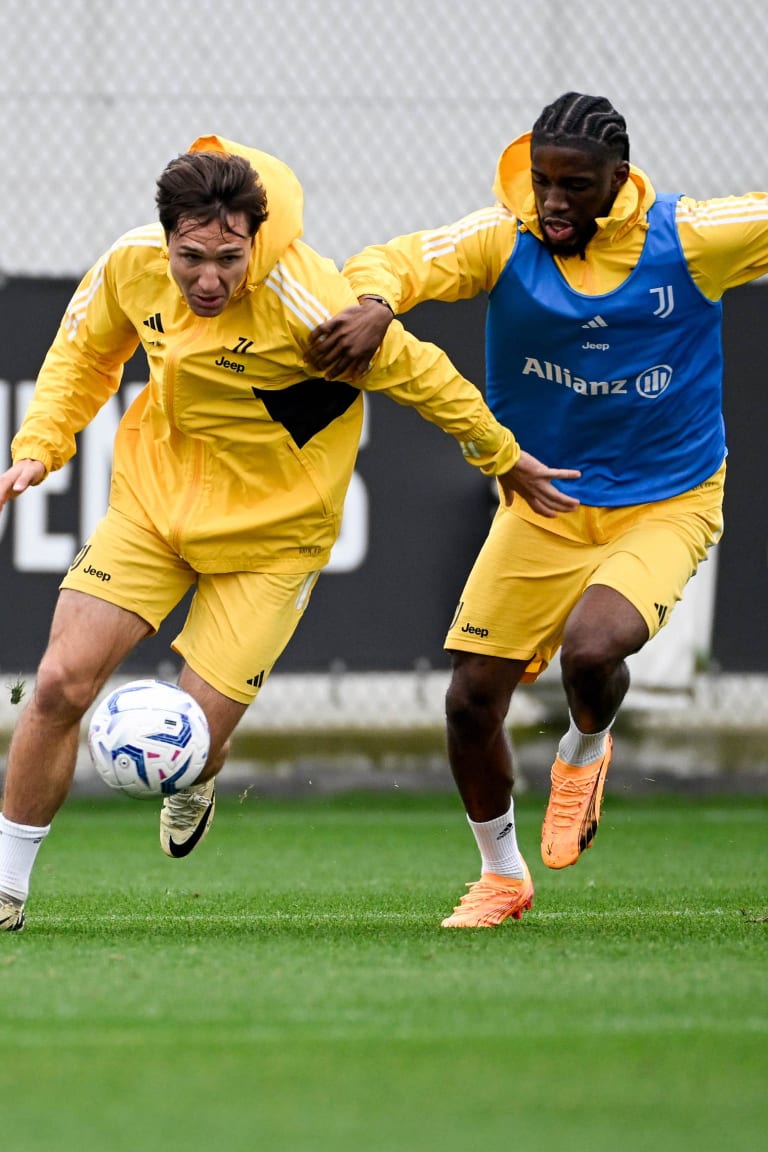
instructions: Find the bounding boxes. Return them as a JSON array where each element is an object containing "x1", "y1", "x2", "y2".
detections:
[{"x1": 531, "y1": 92, "x2": 630, "y2": 163}]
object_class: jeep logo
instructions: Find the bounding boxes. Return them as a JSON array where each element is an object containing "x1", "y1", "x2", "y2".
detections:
[
  {"x1": 215, "y1": 355, "x2": 245, "y2": 373},
  {"x1": 83, "y1": 564, "x2": 111, "y2": 582},
  {"x1": 461, "y1": 623, "x2": 489, "y2": 638}
]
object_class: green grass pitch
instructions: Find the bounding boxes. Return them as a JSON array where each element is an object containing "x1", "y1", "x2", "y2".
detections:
[{"x1": 1, "y1": 791, "x2": 766, "y2": 1152}]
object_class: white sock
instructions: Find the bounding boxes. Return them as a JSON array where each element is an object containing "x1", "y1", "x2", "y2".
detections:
[
  {"x1": 467, "y1": 802, "x2": 526, "y2": 879},
  {"x1": 557, "y1": 714, "x2": 614, "y2": 768},
  {"x1": 0, "y1": 813, "x2": 51, "y2": 902}
]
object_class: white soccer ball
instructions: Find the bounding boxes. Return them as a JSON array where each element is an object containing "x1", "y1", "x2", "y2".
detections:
[{"x1": 88, "y1": 678, "x2": 210, "y2": 798}]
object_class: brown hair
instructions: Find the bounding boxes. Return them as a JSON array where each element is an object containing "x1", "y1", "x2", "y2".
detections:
[{"x1": 155, "y1": 151, "x2": 269, "y2": 238}]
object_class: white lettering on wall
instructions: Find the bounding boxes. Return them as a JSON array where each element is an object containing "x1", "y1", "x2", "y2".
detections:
[
  {"x1": 327, "y1": 395, "x2": 370, "y2": 573},
  {"x1": 80, "y1": 381, "x2": 145, "y2": 538},
  {"x1": 13, "y1": 381, "x2": 76, "y2": 571},
  {"x1": 327, "y1": 470, "x2": 369, "y2": 572}
]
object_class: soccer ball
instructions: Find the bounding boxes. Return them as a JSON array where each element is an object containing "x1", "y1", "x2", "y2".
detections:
[{"x1": 88, "y1": 678, "x2": 210, "y2": 798}]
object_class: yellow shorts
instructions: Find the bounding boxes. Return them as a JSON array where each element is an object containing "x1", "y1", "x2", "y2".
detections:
[
  {"x1": 61, "y1": 507, "x2": 320, "y2": 704},
  {"x1": 445, "y1": 463, "x2": 725, "y2": 683}
]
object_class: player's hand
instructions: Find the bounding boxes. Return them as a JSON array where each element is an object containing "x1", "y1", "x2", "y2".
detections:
[
  {"x1": 0, "y1": 459, "x2": 46, "y2": 510},
  {"x1": 307, "y1": 298, "x2": 394, "y2": 380},
  {"x1": 496, "y1": 450, "x2": 581, "y2": 517}
]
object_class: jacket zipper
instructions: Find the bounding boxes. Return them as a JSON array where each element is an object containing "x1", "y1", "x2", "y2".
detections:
[{"x1": 163, "y1": 320, "x2": 207, "y2": 553}]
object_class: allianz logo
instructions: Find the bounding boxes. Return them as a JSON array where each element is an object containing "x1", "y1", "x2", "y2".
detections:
[
  {"x1": 522, "y1": 357, "x2": 673, "y2": 399},
  {"x1": 635, "y1": 364, "x2": 674, "y2": 399}
]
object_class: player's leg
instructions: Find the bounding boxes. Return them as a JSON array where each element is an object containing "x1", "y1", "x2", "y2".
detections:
[
  {"x1": 159, "y1": 568, "x2": 320, "y2": 858},
  {"x1": 0, "y1": 508, "x2": 197, "y2": 930},
  {"x1": 3, "y1": 590, "x2": 152, "y2": 825},
  {"x1": 441, "y1": 651, "x2": 535, "y2": 928},
  {"x1": 445, "y1": 653, "x2": 528, "y2": 821},
  {"x1": 540, "y1": 584, "x2": 645, "y2": 869},
  {"x1": 177, "y1": 664, "x2": 248, "y2": 783},
  {"x1": 561, "y1": 584, "x2": 648, "y2": 731},
  {"x1": 0, "y1": 590, "x2": 153, "y2": 931},
  {"x1": 157, "y1": 664, "x2": 248, "y2": 859},
  {"x1": 542, "y1": 468, "x2": 725, "y2": 869},
  {"x1": 440, "y1": 505, "x2": 591, "y2": 927}
]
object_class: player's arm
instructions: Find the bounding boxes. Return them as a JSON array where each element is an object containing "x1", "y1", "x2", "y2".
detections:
[
  {"x1": 306, "y1": 295, "x2": 394, "y2": 381},
  {"x1": 307, "y1": 207, "x2": 516, "y2": 378},
  {"x1": 292, "y1": 250, "x2": 579, "y2": 517},
  {"x1": 10, "y1": 251, "x2": 139, "y2": 474},
  {"x1": 343, "y1": 206, "x2": 515, "y2": 311},
  {"x1": 677, "y1": 192, "x2": 768, "y2": 298},
  {"x1": 360, "y1": 319, "x2": 580, "y2": 517}
]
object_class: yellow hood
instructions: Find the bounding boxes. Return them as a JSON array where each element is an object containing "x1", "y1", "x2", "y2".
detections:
[
  {"x1": 187, "y1": 134, "x2": 304, "y2": 286},
  {"x1": 491, "y1": 130, "x2": 656, "y2": 245}
]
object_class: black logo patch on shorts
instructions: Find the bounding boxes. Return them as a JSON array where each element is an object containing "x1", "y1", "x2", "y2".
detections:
[{"x1": 68, "y1": 544, "x2": 91, "y2": 572}]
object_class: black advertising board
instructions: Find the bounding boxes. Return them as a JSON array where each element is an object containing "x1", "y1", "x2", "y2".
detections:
[{"x1": 0, "y1": 278, "x2": 765, "y2": 674}]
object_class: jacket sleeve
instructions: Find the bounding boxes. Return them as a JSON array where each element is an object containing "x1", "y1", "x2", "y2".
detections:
[
  {"x1": 677, "y1": 193, "x2": 768, "y2": 299},
  {"x1": 11, "y1": 250, "x2": 140, "y2": 473},
  {"x1": 342, "y1": 206, "x2": 518, "y2": 314},
  {"x1": 360, "y1": 319, "x2": 520, "y2": 476}
]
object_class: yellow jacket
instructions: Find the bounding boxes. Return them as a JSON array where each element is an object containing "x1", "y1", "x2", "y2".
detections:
[
  {"x1": 343, "y1": 130, "x2": 768, "y2": 305},
  {"x1": 12, "y1": 136, "x2": 520, "y2": 573}
]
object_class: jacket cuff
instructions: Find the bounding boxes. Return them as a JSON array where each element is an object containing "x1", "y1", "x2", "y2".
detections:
[
  {"x1": 459, "y1": 426, "x2": 520, "y2": 474},
  {"x1": 11, "y1": 441, "x2": 55, "y2": 475}
]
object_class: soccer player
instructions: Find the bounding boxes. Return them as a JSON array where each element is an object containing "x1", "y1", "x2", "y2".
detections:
[
  {"x1": 0, "y1": 137, "x2": 578, "y2": 933},
  {"x1": 308, "y1": 92, "x2": 768, "y2": 927}
]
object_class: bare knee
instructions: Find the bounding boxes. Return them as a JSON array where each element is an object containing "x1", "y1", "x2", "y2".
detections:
[
  {"x1": 445, "y1": 656, "x2": 519, "y2": 741},
  {"x1": 560, "y1": 613, "x2": 645, "y2": 697},
  {"x1": 561, "y1": 587, "x2": 649, "y2": 694},
  {"x1": 32, "y1": 654, "x2": 103, "y2": 723},
  {"x1": 560, "y1": 635, "x2": 616, "y2": 689}
]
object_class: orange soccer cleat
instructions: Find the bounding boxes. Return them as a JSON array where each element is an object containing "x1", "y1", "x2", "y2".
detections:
[
  {"x1": 440, "y1": 864, "x2": 534, "y2": 928},
  {"x1": 541, "y1": 735, "x2": 613, "y2": 869}
]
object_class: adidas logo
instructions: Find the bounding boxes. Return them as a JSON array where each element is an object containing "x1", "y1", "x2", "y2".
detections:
[
  {"x1": 582, "y1": 315, "x2": 608, "y2": 329},
  {"x1": 654, "y1": 602, "x2": 669, "y2": 625},
  {"x1": 143, "y1": 312, "x2": 164, "y2": 333},
  {"x1": 495, "y1": 822, "x2": 514, "y2": 840},
  {"x1": 246, "y1": 670, "x2": 265, "y2": 688}
]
